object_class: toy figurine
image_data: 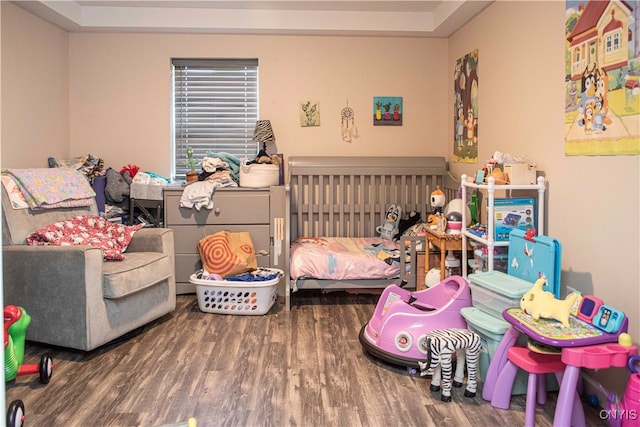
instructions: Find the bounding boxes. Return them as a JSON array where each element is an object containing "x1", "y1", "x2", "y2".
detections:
[
  {"x1": 430, "y1": 187, "x2": 446, "y2": 214},
  {"x1": 184, "y1": 146, "x2": 199, "y2": 182},
  {"x1": 428, "y1": 187, "x2": 446, "y2": 230},
  {"x1": 520, "y1": 277, "x2": 579, "y2": 327},
  {"x1": 418, "y1": 328, "x2": 481, "y2": 402},
  {"x1": 376, "y1": 204, "x2": 402, "y2": 240}
]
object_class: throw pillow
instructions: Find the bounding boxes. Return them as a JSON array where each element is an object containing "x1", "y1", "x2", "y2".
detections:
[{"x1": 198, "y1": 231, "x2": 257, "y2": 278}]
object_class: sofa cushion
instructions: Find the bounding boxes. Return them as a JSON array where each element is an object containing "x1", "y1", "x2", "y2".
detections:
[{"x1": 102, "y1": 252, "x2": 171, "y2": 299}]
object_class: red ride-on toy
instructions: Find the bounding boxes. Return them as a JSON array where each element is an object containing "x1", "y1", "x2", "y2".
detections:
[{"x1": 4, "y1": 305, "x2": 54, "y2": 427}]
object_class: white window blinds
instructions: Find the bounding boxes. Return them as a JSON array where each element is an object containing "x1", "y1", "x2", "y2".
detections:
[{"x1": 172, "y1": 58, "x2": 258, "y2": 180}]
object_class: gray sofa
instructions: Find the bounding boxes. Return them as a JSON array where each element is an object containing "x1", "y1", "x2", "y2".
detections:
[{"x1": 1, "y1": 184, "x2": 176, "y2": 351}]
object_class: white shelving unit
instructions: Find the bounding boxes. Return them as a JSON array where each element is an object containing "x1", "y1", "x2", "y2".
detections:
[{"x1": 461, "y1": 174, "x2": 546, "y2": 276}]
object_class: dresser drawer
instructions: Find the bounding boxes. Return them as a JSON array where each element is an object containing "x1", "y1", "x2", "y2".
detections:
[
  {"x1": 170, "y1": 224, "x2": 270, "y2": 254},
  {"x1": 165, "y1": 190, "x2": 270, "y2": 225}
]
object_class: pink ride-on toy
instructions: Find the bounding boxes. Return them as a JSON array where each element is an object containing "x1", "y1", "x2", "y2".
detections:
[{"x1": 359, "y1": 275, "x2": 472, "y2": 373}]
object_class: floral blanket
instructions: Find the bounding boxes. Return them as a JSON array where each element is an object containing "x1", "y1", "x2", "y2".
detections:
[
  {"x1": 3, "y1": 168, "x2": 95, "y2": 209},
  {"x1": 26, "y1": 215, "x2": 144, "y2": 261},
  {"x1": 289, "y1": 237, "x2": 401, "y2": 283}
]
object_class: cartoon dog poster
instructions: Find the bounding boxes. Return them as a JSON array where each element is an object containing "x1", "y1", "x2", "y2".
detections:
[
  {"x1": 565, "y1": 0, "x2": 639, "y2": 156},
  {"x1": 453, "y1": 49, "x2": 479, "y2": 163}
]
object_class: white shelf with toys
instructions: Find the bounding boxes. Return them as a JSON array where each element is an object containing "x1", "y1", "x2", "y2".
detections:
[{"x1": 461, "y1": 174, "x2": 546, "y2": 276}]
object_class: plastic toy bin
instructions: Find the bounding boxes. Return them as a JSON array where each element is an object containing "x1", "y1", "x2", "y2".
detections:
[
  {"x1": 461, "y1": 306, "x2": 529, "y2": 395},
  {"x1": 189, "y1": 269, "x2": 282, "y2": 315},
  {"x1": 467, "y1": 271, "x2": 533, "y2": 319}
]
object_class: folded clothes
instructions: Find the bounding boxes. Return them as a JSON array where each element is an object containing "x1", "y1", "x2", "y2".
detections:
[
  {"x1": 201, "y1": 157, "x2": 229, "y2": 173},
  {"x1": 225, "y1": 269, "x2": 280, "y2": 282},
  {"x1": 205, "y1": 152, "x2": 241, "y2": 182}
]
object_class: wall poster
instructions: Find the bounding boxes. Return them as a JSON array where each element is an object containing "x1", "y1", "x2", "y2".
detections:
[
  {"x1": 300, "y1": 100, "x2": 320, "y2": 127},
  {"x1": 565, "y1": 0, "x2": 639, "y2": 155},
  {"x1": 373, "y1": 97, "x2": 403, "y2": 125},
  {"x1": 453, "y1": 49, "x2": 479, "y2": 164}
]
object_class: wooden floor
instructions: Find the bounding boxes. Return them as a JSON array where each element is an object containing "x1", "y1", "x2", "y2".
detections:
[{"x1": 7, "y1": 291, "x2": 608, "y2": 427}]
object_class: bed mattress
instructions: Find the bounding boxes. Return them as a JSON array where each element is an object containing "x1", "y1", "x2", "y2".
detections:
[{"x1": 289, "y1": 237, "x2": 401, "y2": 282}]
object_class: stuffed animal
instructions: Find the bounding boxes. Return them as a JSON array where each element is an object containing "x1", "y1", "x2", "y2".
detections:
[
  {"x1": 394, "y1": 211, "x2": 422, "y2": 240},
  {"x1": 105, "y1": 168, "x2": 130, "y2": 204},
  {"x1": 377, "y1": 204, "x2": 402, "y2": 240},
  {"x1": 520, "y1": 277, "x2": 579, "y2": 327},
  {"x1": 418, "y1": 328, "x2": 481, "y2": 402}
]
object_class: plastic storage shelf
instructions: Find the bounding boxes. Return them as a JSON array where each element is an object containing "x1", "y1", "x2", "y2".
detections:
[{"x1": 461, "y1": 175, "x2": 546, "y2": 276}]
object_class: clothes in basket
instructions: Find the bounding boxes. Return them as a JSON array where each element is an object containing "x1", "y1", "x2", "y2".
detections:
[{"x1": 190, "y1": 268, "x2": 283, "y2": 315}]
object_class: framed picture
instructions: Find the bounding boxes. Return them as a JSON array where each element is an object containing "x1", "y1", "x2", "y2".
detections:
[
  {"x1": 300, "y1": 100, "x2": 320, "y2": 127},
  {"x1": 373, "y1": 96, "x2": 402, "y2": 126}
]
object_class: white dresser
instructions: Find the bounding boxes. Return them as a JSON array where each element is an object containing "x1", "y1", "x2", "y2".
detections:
[{"x1": 163, "y1": 185, "x2": 286, "y2": 294}]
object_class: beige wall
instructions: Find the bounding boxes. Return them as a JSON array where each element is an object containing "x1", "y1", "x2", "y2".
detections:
[
  {"x1": 68, "y1": 32, "x2": 448, "y2": 176},
  {"x1": 1, "y1": 3, "x2": 69, "y2": 167},
  {"x1": 448, "y1": 0, "x2": 640, "y2": 394},
  {"x1": 2, "y1": 0, "x2": 639, "y2": 396}
]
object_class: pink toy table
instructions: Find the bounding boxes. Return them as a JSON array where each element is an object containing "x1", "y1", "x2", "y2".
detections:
[{"x1": 483, "y1": 308, "x2": 637, "y2": 427}]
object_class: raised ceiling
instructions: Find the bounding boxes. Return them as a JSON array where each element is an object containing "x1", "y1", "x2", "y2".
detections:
[{"x1": 13, "y1": 0, "x2": 493, "y2": 37}]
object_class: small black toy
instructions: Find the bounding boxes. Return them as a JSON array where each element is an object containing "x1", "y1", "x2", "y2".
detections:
[{"x1": 394, "y1": 211, "x2": 422, "y2": 240}]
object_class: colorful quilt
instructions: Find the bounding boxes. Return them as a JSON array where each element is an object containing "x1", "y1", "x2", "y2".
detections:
[
  {"x1": 289, "y1": 237, "x2": 401, "y2": 282},
  {"x1": 26, "y1": 215, "x2": 144, "y2": 261},
  {"x1": 3, "y1": 168, "x2": 95, "y2": 209}
]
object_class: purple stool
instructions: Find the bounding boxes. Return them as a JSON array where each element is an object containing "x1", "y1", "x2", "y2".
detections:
[{"x1": 491, "y1": 346, "x2": 585, "y2": 427}]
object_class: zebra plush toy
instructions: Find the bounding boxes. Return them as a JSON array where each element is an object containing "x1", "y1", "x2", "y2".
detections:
[{"x1": 417, "y1": 328, "x2": 481, "y2": 402}]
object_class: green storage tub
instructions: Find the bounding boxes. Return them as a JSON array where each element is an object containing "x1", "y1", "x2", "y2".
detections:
[{"x1": 461, "y1": 306, "x2": 529, "y2": 395}]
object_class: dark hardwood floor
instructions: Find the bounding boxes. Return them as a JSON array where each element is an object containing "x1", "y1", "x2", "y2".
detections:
[{"x1": 6, "y1": 291, "x2": 608, "y2": 427}]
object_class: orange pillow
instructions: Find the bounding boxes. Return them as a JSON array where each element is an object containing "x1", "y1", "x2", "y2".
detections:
[{"x1": 198, "y1": 231, "x2": 257, "y2": 278}]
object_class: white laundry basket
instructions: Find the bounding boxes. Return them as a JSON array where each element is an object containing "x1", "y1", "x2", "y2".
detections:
[{"x1": 190, "y1": 268, "x2": 282, "y2": 315}]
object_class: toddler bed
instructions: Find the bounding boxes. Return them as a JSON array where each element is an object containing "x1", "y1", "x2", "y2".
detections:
[{"x1": 284, "y1": 156, "x2": 459, "y2": 311}]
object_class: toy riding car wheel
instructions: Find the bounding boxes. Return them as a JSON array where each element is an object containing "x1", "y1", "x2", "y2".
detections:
[
  {"x1": 39, "y1": 353, "x2": 53, "y2": 384},
  {"x1": 6, "y1": 399, "x2": 25, "y2": 427}
]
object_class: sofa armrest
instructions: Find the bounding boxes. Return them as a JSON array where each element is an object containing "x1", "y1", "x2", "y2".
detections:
[
  {"x1": 126, "y1": 227, "x2": 174, "y2": 254},
  {"x1": 2, "y1": 245, "x2": 105, "y2": 349}
]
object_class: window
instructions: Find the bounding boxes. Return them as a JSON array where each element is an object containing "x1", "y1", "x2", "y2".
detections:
[
  {"x1": 171, "y1": 58, "x2": 258, "y2": 181},
  {"x1": 605, "y1": 32, "x2": 621, "y2": 54}
]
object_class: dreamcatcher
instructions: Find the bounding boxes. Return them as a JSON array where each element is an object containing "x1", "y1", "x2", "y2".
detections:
[{"x1": 341, "y1": 100, "x2": 359, "y2": 143}]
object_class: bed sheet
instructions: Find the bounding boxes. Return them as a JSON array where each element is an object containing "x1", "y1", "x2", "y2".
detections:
[{"x1": 290, "y1": 237, "x2": 401, "y2": 282}]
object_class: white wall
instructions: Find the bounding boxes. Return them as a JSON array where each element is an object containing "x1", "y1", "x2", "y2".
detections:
[{"x1": 448, "y1": 0, "x2": 640, "y2": 395}]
